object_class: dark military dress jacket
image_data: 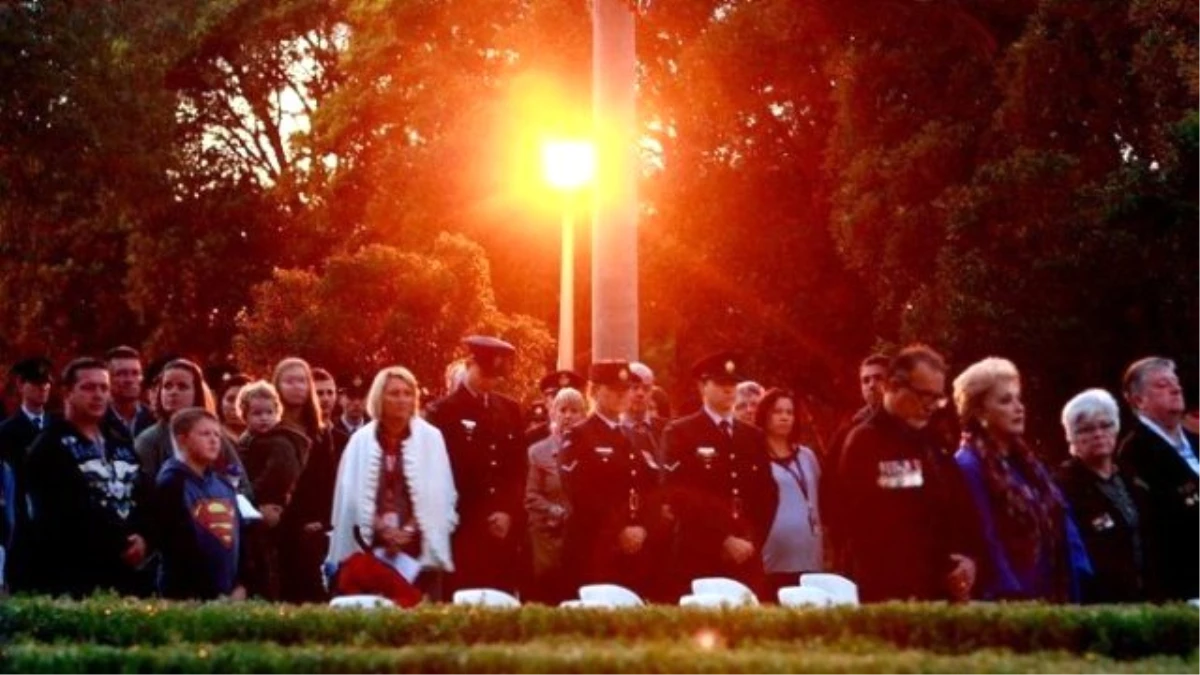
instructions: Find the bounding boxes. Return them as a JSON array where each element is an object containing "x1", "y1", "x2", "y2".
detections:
[
  {"x1": 662, "y1": 409, "x2": 777, "y2": 590},
  {"x1": 1056, "y1": 457, "x2": 1150, "y2": 603},
  {"x1": 558, "y1": 414, "x2": 657, "y2": 592},
  {"x1": 1118, "y1": 421, "x2": 1199, "y2": 601},
  {"x1": 425, "y1": 384, "x2": 527, "y2": 589}
]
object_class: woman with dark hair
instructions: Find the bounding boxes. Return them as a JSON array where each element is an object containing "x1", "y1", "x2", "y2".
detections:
[
  {"x1": 134, "y1": 359, "x2": 249, "y2": 499},
  {"x1": 648, "y1": 386, "x2": 671, "y2": 422},
  {"x1": 755, "y1": 388, "x2": 824, "y2": 600},
  {"x1": 271, "y1": 357, "x2": 336, "y2": 603},
  {"x1": 952, "y1": 358, "x2": 1090, "y2": 601},
  {"x1": 216, "y1": 373, "x2": 251, "y2": 440}
]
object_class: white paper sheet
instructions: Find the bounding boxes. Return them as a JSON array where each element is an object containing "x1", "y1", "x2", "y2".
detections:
[
  {"x1": 374, "y1": 548, "x2": 422, "y2": 583},
  {"x1": 236, "y1": 494, "x2": 263, "y2": 520}
]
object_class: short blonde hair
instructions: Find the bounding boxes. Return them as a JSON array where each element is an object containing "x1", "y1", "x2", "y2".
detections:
[
  {"x1": 237, "y1": 380, "x2": 282, "y2": 421},
  {"x1": 953, "y1": 357, "x2": 1020, "y2": 422},
  {"x1": 552, "y1": 387, "x2": 585, "y2": 413},
  {"x1": 366, "y1": 366, "x2": 421, "y2": 420}
]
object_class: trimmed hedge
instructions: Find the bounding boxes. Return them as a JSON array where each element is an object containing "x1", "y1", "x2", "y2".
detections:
[
  {"x1": 2, "y1": 640, "x2": 1197, "y2": 674},
  {"x1": 0, "y1": 597, "x2": 1195, "y2": 659}
]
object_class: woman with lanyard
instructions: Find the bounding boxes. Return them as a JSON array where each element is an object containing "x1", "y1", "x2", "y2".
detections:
[{"x1": 755, "y1": 387, "x2": 825, "y2": 600}]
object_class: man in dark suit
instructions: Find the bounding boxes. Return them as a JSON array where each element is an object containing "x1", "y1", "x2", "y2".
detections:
[
  {"x1": 623, "y1": 362, "x2": 668, "y2": 483},
  {"x1": 425, "y1": 336, "x2": 528, "y2": 595},
  {"x1": 662, "y1": 351, "x2": 778, "y2": 601},
  {"x1": 0, "y1": 357, "x2": 55, "y2": 591},
  {"x1": 335, "y1": 375, "x2": 369, "y2": 440},
  {"x1": 558, "y1": 360, "x2": 659, "y2": 599},
  {"x1": 1117, "y1": 356, "x2": 1199, "y2": 601}
]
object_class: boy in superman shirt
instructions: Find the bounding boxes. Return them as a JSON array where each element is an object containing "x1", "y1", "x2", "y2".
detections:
[{"x1": 152, "y1": 407, "x2": 246, "y2": 600}]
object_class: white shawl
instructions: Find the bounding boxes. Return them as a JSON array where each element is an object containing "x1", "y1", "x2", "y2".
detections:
[{"x1": 326, "y1": 418, "x2": 458, "y2": 572}]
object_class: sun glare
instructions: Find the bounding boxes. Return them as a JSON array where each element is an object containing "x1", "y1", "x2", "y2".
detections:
[{"x1": 542, "y1": 140, "x2": 596, "y2": 191}]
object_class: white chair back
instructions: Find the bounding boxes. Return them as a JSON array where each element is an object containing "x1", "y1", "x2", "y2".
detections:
[
  {"x1": 558, "y1": 599, "x2": 585, "y2": 608},
  {"x1": 578, "y1": 584, "x2": 644, "y2": 607},
  {"x1": 800, "y1": 573, "x2": 859, "y2": 605},
  {"x1": 777, "y1": 585, "x2": 834, "y2": 607},
  {"x1": 452, "y1": 588, "x2": 521, "y2": 607},
  {"x1": 329, "y1": 594, "x2": 396, "y2": 609},
  {"x1": 691, "y1": 577, "x2": 759, "y2": 606},
  {"x1": 679, "y1": 593, "x2": 738, "y2": 608}
]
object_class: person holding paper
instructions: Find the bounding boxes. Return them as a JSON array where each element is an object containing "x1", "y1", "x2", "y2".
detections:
[{"x1": 327, "y1": 366, "x2": 458, "y2": 603}]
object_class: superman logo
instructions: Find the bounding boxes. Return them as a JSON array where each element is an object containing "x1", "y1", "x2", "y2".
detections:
[{"x1": 192, "y1": 498, "x2": 236, "y2": 549}]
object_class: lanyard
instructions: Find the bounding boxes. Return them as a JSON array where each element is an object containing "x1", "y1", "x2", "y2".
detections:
[{"x1": 776, "y1": 453, "x2": 810, "y2": 504}]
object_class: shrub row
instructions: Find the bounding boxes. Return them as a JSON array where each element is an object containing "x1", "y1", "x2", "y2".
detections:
[
  {"x1": 0, "y1": 598, "x2": 1195, "y2": 659},
  {"x1": 2, "y1": 640, "x2": 1196, "y2": 674}
]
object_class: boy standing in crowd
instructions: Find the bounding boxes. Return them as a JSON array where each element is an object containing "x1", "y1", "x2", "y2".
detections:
[{"x1": 152, "y1": 408, "x2": 245, "y2": 600}]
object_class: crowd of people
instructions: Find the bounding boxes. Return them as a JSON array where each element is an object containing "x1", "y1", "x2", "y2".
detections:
[{"x1": 0, "y1": 337, "x2": 1194, "y2": 606}]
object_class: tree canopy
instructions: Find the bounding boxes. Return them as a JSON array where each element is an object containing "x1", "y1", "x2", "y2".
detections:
[{"x1": 0, "y1": 0, "x2": 1193, "y2": 434}]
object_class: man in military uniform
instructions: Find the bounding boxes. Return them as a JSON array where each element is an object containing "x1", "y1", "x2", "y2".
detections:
[
  {"x1": 0, "y1": 357, "x2": 55, "y2": 591},
  {"x1": 662, "y1": 351, "x2": 778, "y2": 601},
  {"x1": 526, "y1": 370, "x2": 586, "y2": 445},
  {"x1": 558, "y1": 361, "x2": 658, "y2": 598},
  {"x1": 425, "y1": 336, "x2": 528, "y2": 595}
]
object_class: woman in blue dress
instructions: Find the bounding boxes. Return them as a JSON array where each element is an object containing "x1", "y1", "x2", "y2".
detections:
[{"x1": 952, "y1": 357, "x2": 1090, "y2": 601}]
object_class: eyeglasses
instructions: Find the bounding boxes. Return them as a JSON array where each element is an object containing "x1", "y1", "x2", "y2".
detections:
[
  {"x1": 1074, "y1": 420, "x2": 1116, "y2": 436},
  {"x1": 900, "y1": 383, "x2": 948, "y2": 409}
]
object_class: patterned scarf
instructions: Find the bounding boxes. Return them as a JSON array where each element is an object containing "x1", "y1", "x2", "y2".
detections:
[{"x1": 965, "y1": 430, "x2": 1070, "y2": 600}]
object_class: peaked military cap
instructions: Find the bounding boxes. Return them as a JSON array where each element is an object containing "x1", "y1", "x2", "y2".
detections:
[
  {"x1": 589, "y1": 360, "x2": 642, "y2": 389},
  {"x1": 340, "y1": 374, "x2": 369, "y2": 398},
  {"x1": 538, "y1": 370, "x2": 585, "y2": 395},
  {"x1": 691, "y1": 350, "x2": 745, "y2": 383},
  {"x1": 11, "y1": 357, "x2": 53, "y2": 384},
  {"x1": 464, "y1": 335, "x2": 516, "y2": 376}
]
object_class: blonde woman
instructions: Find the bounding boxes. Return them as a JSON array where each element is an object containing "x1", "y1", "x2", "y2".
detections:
[
  {"x1": 952, "y1": 357, "x2": 1090, "y2": 602},
  {"x1": 271, "y1": 357, "x2": 335, "y2": 602},
  {"x1": 327, "y1": 366, "x2": 458, "y2": 602},
  {"x1": 524, "y1": 386, "x2": 586, "y2": 604}
]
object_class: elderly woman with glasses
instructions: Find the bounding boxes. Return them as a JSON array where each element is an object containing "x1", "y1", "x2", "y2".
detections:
[
  {"x1": 1054, "y1": 389, "x2": 1150, "y2": 603},
  {"x1": 952, "y1": 357, "x2": 1091, "y2": 602}
]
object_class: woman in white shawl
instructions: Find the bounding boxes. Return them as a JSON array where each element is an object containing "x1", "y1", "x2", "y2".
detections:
[{"x1": 326, "y1": 366, "x2": 457, "y2": 601}]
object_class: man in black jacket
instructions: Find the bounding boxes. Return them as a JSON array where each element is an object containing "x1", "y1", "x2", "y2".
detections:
[
  {"x1": 662, "y1": 351, "x2": 778, "y2": 601},
  {"x1": 425, "y1": 336, "x2": 527, "y2": 595},
  {"x1": 25, "y1": 357, "x2": 149, "y2": 597},
  {"x1": 102, "y1": 346, "x2": 154, "y2": 444},
  {"x1": 838, "y1": 345, "x2": 978, "y2": 603},
  {"x1": 1117, "y1": 356, "x2": 1198, "y2": 601}
]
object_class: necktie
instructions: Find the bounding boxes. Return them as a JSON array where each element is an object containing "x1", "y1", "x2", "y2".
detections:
[
  {"x1": 32, "y1": 415, "x2": 42, "y2": 430},
  {"x1": 719, "y1": 420, "x2": 732, "y2": 438}
]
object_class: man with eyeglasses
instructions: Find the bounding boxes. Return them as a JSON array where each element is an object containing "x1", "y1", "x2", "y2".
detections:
[
  {"x1": 1117, "y1": 356, "x2": 1198, "y2": 601},
  {"x1": 838, "y1": 345, "x2": 980, "y2": 602}
]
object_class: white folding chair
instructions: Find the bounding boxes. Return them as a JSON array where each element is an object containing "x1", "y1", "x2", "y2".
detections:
[
  {"x1": 800, "y1": 573, "x2": 859, "y2": 606},
  {"x1": 777, "y1": 585, "x2": 834, "y2": 607},
  {"x1": 578, "y1": 584, "x2": 644, "y2": 607},
  {"x1": 329, "y1": 594, "x2": 396, "y2": 609},
  {"x1": 691, "y1": 577, "x2": 759, "y2": 606},
  {"x1": 558, "y1": 599, "x2": 585, "y2": 608},
  {"x1": 679, "y1": 593, "x2": 738, "y2": 608},
  {"x1": 452, "y1": 588, "x2": 521, "y2": 608}
]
